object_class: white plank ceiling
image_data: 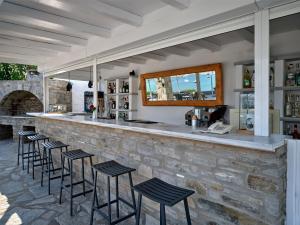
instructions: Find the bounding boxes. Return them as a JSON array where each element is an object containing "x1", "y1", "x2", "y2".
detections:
[{"x1": 0, "y1": 0, "x2": 299, "y2": 68}]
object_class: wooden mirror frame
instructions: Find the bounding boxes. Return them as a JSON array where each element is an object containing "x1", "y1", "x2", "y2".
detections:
[{"x1": 140, "y1": 63, "x2": 223, "y2": 107}]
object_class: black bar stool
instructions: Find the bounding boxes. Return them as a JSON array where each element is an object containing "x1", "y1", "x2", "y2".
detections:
[
  {"x1": 59, "y1": 149, "x2": 94, "y2": 216},
  {"x1": 27, "y1": 134, "x2": 50, "y2": 179},
  {"x1": 134, "y1": 178, "x2": 195, "y2": 225},
  {"x1": 41, "y1": 141, "x2": 69, "y2": 195},
  {"x1": 90, "y1": 160, "x2": 136, "y2": 225},
  {"x1": 17, "y1": 130, "x2": 37, "y2": 170}
]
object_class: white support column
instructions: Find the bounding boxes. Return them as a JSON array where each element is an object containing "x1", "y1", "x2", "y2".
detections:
[
  {"x1": 92, "y1": 59, "x2": 98, "y2": 119},
  {"x1": 274, "y1": 60, "x2": 285, "y2": 133},
  {"x1": 254, "y1": 9, "x2": 270, "y2": 136},
  {"x1": 42, "y1": 74, "x2": 49, "y2": 113}
]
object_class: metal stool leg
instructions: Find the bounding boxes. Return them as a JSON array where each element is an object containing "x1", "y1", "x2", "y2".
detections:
[
  {"x1": 90, "y1": 170, "x2": 98, "y2": 225},
  {"x1": 107, "y1": 176, "x2": 112, "y2": 225},
  {"x1": 70, "y1": 159, "x2": 73, "y2": 216},
  {"x1": 47, "y1": 150, "x2": 51, "y2": 195},
  {"x1": 129, "y1": 172, "x2": 136, "y2": 210},
  {"x1": 116, "y1": 176, "x2": 119, "y2": 218},
  {"x1": 27, "y1": 141, "x2": 32, "y2": 174},
  {"x1": 135, "y1": 193, "x2": 142, "y2": 225},
  {"x1": 41, "y1": 148, "x2": 46, "y2": 187},
  {"x1": 184, "y1": 198, "x2": 192, "y2": 225},
  {"x1": 17, "y1": 135, "x2": 21, "y2": 165},
  {"x1": 22, "y1": 136, "x2": 25, "y2": 170},
  {"x1": 89, "y1": 156, "x2": 99, "y2": 208},
  {"x1": 160, "y1": 204, "x2": 166, "y2": 225},
  {"x1": 59, "y1": 155, "x2": 65, "y2": 204},
  {"x1": 82, "y1": 158, "x2": 86, "y2": 196}
]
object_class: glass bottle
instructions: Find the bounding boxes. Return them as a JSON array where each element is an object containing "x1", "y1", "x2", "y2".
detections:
[
  {"x1": 286, "y1": 64, "x2": 295, "y2": 86},
  {"x1": 292, "y1": 124, "x2": 299, "y2": 139},
  {"x1": 286, "y1": 95, "x2": 292, "y2": 117},
  {"x1": 243, "y1": 69, "x2": 251, "y2": 88},
  {"x1": 296, "y1": 63, "x2": 300, "y2": 86}
]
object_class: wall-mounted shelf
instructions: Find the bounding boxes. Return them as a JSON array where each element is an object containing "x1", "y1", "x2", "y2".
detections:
[
  {"x1": 281, "y1": 117, "x2": 300, "y2": 122},
  {"x1": 233, "y1": 87, "x2": 276, "y2": 93},
  {"x1": 104, "y1": 76, "x2": 138, "y2": 120}
]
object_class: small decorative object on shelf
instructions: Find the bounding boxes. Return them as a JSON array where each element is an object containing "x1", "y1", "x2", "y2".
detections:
[
  {"x1": 286, "y1": 63, "x2": 296, "y2": 86},
  {"x1": 243, "y1": 69, "x2": 252, "y2": 88},
  {"x1": 292, "y1": 124, "x2": 299, "y2": 139}
]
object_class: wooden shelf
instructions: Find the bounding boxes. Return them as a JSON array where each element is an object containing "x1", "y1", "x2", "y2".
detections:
[
  {"x1": 281, "y1": 86, "x2": 300, "y2": 91},
  {"x1": 281, "y1": 117, "x2": 300, "y2": 122},
  {"x1": 233, "y1": 87, "x2": 275, "y2": 93}
]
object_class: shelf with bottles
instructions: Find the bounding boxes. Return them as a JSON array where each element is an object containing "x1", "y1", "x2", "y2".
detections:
[
  {"x1": 283, "y1": 122, "x2": 300, "y2": 138},
  {"x1": 241, "y1": 64, "x2": 275, "y2": 89},
  {"x1": 107, "y1": 80, "x2": 117, "y2": 94},
  {"x1": 285, "y1": 60, "x2": 300, "y2": 88},
  {"x1": 104, "y1": 74, "x2": 138, "y2": 120}
]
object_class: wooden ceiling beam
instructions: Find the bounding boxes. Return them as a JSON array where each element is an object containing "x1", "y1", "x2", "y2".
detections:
[
  {"x1": 0, "y1": 35, "x2": 71, "y2": 53},
  {"x1": 74, "y1": 0, "x2": 143, "y2": 26},
  {"x1": 0, "y1": 2, "x2": 111, "y2": 37},
  {"x1": 0, "y1": 21, "x2": 87, "y2": 46},
  {"x1": 160, "y1": 0, "x2": 191, "y2": 9},
  {"x1": 0, "y1": 45, "x2": 58, "y2": 57}
]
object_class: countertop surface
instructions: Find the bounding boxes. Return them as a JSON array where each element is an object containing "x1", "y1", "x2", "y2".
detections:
[{"x1": 28, "y1": 113, "x2": 288, "y2": 152}]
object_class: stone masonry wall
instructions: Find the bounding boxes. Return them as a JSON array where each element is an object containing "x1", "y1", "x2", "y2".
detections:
[{"x1": 36, "y1": 118, "x2": 287, "y2": 225}]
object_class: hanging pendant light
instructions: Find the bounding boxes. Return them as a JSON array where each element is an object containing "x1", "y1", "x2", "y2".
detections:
[
  {"x1": 88, "y1": 66, "x2": 93, "y2": 88},
  {"x1": 66, "y1": 71, "x2": 72, "y2": 92}
]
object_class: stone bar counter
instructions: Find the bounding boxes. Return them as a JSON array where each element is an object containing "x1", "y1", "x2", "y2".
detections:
[{"x1": 29, "y1": 113, "x2": 287, "y2": 225}]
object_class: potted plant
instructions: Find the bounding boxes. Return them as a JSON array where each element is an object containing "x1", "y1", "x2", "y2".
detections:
[{"x1": 89, "y1": 104, "x2": 97, "y2": 119}]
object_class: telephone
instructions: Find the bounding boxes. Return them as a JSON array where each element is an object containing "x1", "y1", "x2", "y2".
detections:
[
  {"x1": 208, "y1": 122, "x2": 232, "y2": 134},
  {"x1": 198, "y1": 121, "x2": 232, "y2": 134}
]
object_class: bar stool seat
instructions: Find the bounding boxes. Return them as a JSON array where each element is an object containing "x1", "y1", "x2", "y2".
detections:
[
  {"x1": 93, "y1": 160, "x2": 136, "y2": 177},
  {"x1": 63, "y1": 149, "x2": 94, "y2": 160},
  {"x1": 42, "y1": 141, "x2": 69, "y2": 150},
  {"x1": 27, "y1": 134, "x2": 49, "y2": 179},
  {"x1": 59, "y1": 149, "x2": 94, "y2": 216},
  {"x1": 41, "y1": 141, "x2": 69, "y2": 195},
  {"x1": 134, "y1": 178, "x2": 195, "y2": 225},
  {"x1": 17, "y1": 130, "x2": 37, "y2": 170},
  {"x1": 18, "y1": 131, "x2": 37, "y2": 136},
  {"x1": 90, "y1": 160, "x2": 136, "y2": 225}
]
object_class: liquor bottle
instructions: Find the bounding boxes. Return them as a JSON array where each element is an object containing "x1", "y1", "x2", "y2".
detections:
[
  {"x1": 125, "y1": 82, "x2": 129, "y2": 93},
  {"x1": 286, "y1": 100, "x2": 292, "y2": 117},
  {"x1": 108, "y1": 83, "x2": 111, "y2": 93},
  {"x1": 251, "y1": 70, "x2": 255, "y2": 88},
  {"x1": 122, "y1": 81, "x2": 125, "y2": 93},
  {"x1": 292, "y1": 124, "x2": 299, "y2": 139},
  {"x1": 270, "y1": 67, "x2": 274, "y2": 87},
  {"x1": 243, "y1": 69, "x2": 251, "y2": 88},
  {"x1": 296, "y1": 63, "x2": 300, "y2": 86},
  {"x1": 286, "y1": 64, "x2": 295, "y2": 86}
]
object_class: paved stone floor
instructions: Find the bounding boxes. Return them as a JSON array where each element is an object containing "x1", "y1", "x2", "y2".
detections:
[{"x1": 0, "y1": 139, "x2": 134, "y2": 225}]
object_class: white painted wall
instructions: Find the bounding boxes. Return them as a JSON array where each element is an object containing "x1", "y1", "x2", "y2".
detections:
[{"x1": 71, "y1": 80, "x2": 91, "y2": 112}]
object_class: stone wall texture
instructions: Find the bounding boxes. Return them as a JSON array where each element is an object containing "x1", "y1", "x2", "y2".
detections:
[{"x1": 36, "y1": 118, "x2": 287, "y2": 225}]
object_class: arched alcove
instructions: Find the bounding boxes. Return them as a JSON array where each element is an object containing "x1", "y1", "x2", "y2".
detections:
[{"x1": 0, "y1": 90, "x2": 43, "y2": 116}]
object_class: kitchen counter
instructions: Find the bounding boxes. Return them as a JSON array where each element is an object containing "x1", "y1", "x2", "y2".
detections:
[{"x1": 28, "y1": 112, "x2": 287, "y2": 152}]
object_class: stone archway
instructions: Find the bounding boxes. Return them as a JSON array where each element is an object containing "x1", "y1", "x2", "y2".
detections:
[
  {"x1": 0, "y1": 90, "x2": 43, "y2": 116},
  {"x1": 0, "y1": 80, "x2": 43, "y2": 105}
]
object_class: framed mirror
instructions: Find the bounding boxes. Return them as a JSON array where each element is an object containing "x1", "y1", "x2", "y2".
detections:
[{"x1": 140, "y1": 63, "x2": 223, "y2": 106}]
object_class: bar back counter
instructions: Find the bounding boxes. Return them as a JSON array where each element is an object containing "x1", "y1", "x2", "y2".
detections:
[{"x1": 31, "y1": 113, "x2": 287, "y2": 225}]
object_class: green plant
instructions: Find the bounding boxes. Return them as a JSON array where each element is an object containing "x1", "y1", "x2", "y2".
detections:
[{"x1": 0, "y1": 63, "x2": 37, "y2": 80}]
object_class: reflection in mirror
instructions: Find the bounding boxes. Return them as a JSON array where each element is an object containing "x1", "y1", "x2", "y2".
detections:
[
  {"x1": 141, "y1": 63, "x2": 223, "y2": 106},
  {"x1": 145, "y1": 71, "x2": 216, "y2": 102}
]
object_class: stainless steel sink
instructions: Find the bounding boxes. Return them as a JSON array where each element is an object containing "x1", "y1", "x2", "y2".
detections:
[{"x1": 124, "y1": 119, "x2": 158, "y2": 124}]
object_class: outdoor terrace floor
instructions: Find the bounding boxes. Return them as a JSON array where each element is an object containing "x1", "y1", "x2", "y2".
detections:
[{"x1": 0, "y1": 139, "x2": 132, "y2": 225}]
